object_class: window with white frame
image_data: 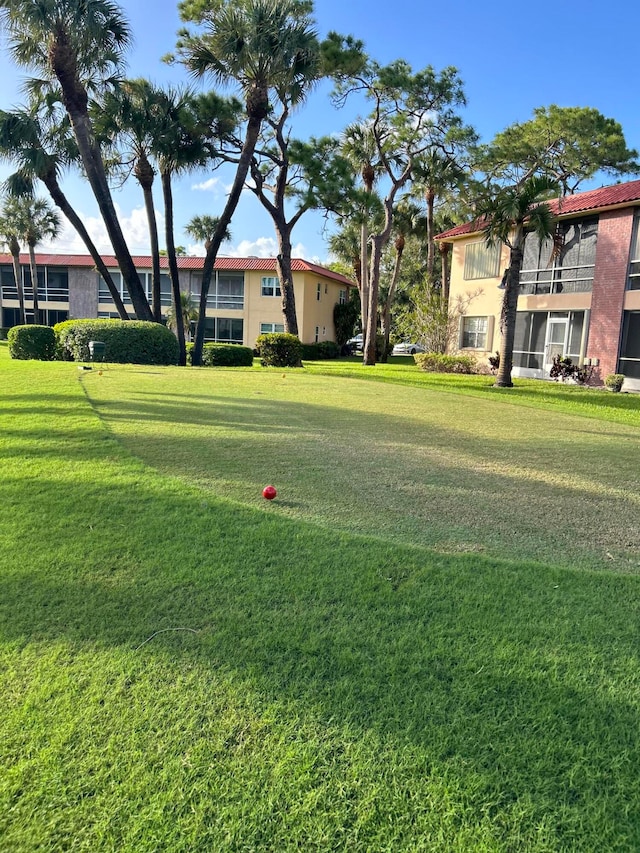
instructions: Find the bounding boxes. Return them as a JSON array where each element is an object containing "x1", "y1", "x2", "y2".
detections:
[
  {"x1": 260, "y1": 322, "x2": 285, "y2": 334},
  {"x1": 463, "y1": 241, "x2": 501, "y2": 280},
  {"x1": 628, "y1": 212, "x2": 640, "y2": 290},
  {"x1": 190, "y1": 272, "x2": 244, "y2": 308},
  {"x1": 261, "y1": 276, "x2": 281, "y2": 297},
  {"x1": 339, "y1": 288, "x2": 347, "y2": 305},
  {"x1": 316, "y1": 282, "x2": 321, "y2": 301},
  {"x1": 461, "y1": 316, "x2": 489, "y2": 349},
  {"x1": 2, "y1": 264, "x2": 69, "y2": 302}
]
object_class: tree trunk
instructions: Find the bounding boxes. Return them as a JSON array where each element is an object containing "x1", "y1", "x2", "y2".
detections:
[
  {"x1": 9, "y1": 237, "x2": 25, "y2": 325},
  {"x1": 42, "y1": 170, "x2": 129, "y2": 319},
  {"x1": 275, "y1": 223, "x2": 298, "y2": 336},
  {"x1": 426, "y1": 188, "x2": 435, "y2": 284},
  {"x1": 50, "y1": 36, "x2": 152, "y2": 321},
  {"x1": 364, "y1": 234, "x2": 384, "y2": 365},
  {"x1": 380, "y1": 237, "x2": 404, "y2": 362},
  {"x1": 136, "y1": 153, "x2": 162, "y2": 322},
  {"x1": 439, "y1": 241, "x2": 451, "y2": 306},
  {"x1": 494, "y1": 238, "x2": 524, "y2": 388},
  {"x1": 28, "y1": 243, "x2": 40, "y2": 325},
  {"x1": 161, "y1": 170, "x2": 186, "y2": 366},
  {"x1": 193, "y1": 113, "x2": 263, "y2": 366},
  {"x1": 360, "y1": 220, "x2": 369, "y2": 334}
]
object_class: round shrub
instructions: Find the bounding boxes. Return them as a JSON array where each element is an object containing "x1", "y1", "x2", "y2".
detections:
[
  {"x1": 256, "y1": 332, "x2": 303, "y2": 367},
  {"x1": 201, "y1": 343, "x2": 254, "y2": 367},
  {"x1": 54, "y1": 319, "x2": 179, "y2": 365},
  {"x1": 8, "y1": 325, "x2": 56, "y2": 360}
]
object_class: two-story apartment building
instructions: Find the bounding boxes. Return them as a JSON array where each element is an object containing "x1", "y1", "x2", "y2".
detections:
[
  {"x1": 0, "y1": 253, "x2": 355, "y2": 347},
  {"x1": 436, "y1": 180, "x2": 640, "y2": 389}
]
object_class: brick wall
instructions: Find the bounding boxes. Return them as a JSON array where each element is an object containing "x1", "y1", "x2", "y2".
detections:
[{"x1": 587, "y1": 209, "x2": 634, "y2": 380}]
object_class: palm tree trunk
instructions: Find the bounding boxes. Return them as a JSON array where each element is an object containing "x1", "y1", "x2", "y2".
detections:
[
  {"x1": 161, "y1": 170, "x2": 186, "y2": 366},
  {"x1": 426, "y1": 188, "x2": 436, "y2": 285},
  {"x1": 50, "y1": 40, "x2": 152, "y2": 321},
  {"x1": 439, "y1": 241, "x2": 451, "y2": 306},
  {"x1": 495, "y1": 241, "x2": 524, "y2": 388},
  {"x1": 137, "y1": 155, "x2": 162, "y2": 322},
  {"x1": 360, "y1": 221, "x2": 369, "y2": 333},
  {"x1": 193, "y1": 114, "x2": 263, "y2": 366},
  {"x1": 10, "y1": 236, "x2": 25, "y2": 325},
  {"x1": 42, "y1": 171, "x2": 129, "y2": 319},
  {"x1": 28, "y1": 243, "x2": 40, "y2": 325}
]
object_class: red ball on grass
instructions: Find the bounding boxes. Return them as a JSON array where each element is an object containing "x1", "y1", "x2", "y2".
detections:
[{"x1": 262, "y1": 485, "x2": 277, "y2": 500}]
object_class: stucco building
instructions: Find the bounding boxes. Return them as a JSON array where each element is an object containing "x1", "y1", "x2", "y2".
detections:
[
  {"x1": 436, "y1": 180, "x2": 640, "y2": 389},
  {"x1": 0, "y1": 253, "x2": 354, "y2": 347}
]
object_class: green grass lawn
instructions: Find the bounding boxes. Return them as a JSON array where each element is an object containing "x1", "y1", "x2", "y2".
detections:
[{"x1": 1, "y1": 346, "x2": 639, "y2": 851}]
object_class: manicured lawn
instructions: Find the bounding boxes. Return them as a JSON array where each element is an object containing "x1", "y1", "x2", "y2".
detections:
[{"x1": 1, "y1": 347, "x2": 639, "y2": 851}]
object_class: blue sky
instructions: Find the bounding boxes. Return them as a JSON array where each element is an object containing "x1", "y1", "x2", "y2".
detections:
[{"x1": 0, "y1": 0, "x2": 639, "y2": 262}]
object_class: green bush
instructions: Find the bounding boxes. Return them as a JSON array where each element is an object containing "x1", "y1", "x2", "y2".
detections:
[
  {"x1": 54, "y1": 319, "x2": 179, "y2": 365},
  {"x1": 201, "y1": 343, "x2": 254, "y2": 367},
  {"x1": 414, "y1": 352, "x2": 477, "y2": 374},
  {"x1": 8, "y1": 325, "x2": 56, "y2": 360},
  {"x1": 301, "y1": 341, "x2": 340, "y2": 361},
  {"x1": 256, "y1": 333, "x2": 303, "y2": 367}
]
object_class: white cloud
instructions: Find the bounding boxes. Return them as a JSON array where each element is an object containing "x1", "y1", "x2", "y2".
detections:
[
  {"x1": 227, "y1": 237, "x2": 310, "y2": 259},
  {"x1": 191, "y1": 177, "x2": 222, "y2": 193},
  {"x1": 41, "y1": 205, "x2": 164, "y2": 256}
]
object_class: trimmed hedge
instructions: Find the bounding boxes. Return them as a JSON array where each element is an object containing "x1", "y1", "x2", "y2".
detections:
[
  {"x1": 256, "y1": 333, "x2": 303, "y2": 367},
  {"x1": 54, "y1": 319, "x2": 179, "y2": 365},
  {"x1": 8, "y1": 325, "x2": 56, "y2": 360},
  {"x1": 414, "y1": 352, "x2": 477, "y2": 374},
  {"x1": 301, "y1": 341, "x2": 340, "y2": 361},
  {"x1": 203, "y1": 343, "x2": 254, "y2": 367}
]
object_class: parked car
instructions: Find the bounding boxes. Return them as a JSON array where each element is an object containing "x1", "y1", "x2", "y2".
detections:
[
  {"x1": 346, "y1": 333, "x2": 364, "y2": 352},
  {"x1": 392, "y1": 341, "x2": 426, "y2": 356}
]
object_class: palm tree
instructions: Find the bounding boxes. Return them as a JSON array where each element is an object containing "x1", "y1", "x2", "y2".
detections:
[
  {"x1": 0, "y1": 0, "x2": 153, "y2": 320},
  {"x1": 413, "y1": 150, "x2": 466, "y2": 285},
  {"x1": 165, "y1": 291, "x2": 198, "y2": 342},
  {"x1": 0, "y1": 105, "x2": 129, "y2": 318},
  {"x1": 96, "y1": 80, "x2": 163, "y2": 320},
  {"x1": 341, "y1": 122, "x2": 381, "y2": 336},
  {"x1": 178, "y1": 0, "x2": 319, "y2": 365},
  {"x1": 23, "y1": 198, "x2": 61, "y2": 325},
  {"x1": 0, "y1": 212, "x2": 24, "y2": 324},
  {"x1": 479, "y1": 175, "x2": 558, "y2": 387}
]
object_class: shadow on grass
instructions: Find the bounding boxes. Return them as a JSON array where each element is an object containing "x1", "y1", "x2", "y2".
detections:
[{"x1": 1, "y1": 469, "x2": 640, "y2": 847}]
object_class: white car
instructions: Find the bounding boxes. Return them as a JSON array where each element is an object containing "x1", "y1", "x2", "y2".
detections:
[
  {"x1": 346, "y1": 333, "x2": 364, "y2": 352},
  {"x1": 392, "y1": 341, "x2": 425, "y2": 356}
]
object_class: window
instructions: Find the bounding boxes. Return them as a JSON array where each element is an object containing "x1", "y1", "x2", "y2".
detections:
[
  {"x1": 520, "y1": 217, "x2": 598, "y2": 294},
  {"x1": 260, "y1": 322, "x2": 285, "y2": 334},
  {"x1": 463, "y1": 241, "x2": 500, "y2": 280},
  {"x1": 2, "y1": 265, "x2": 69, "y2": 302},
  {"x1": 619, "y1": 312, "x2": 640, "y2": 378},
  {"x1": 190, "y1": 272, "x2": 244, "y2": 309},
  {"x1": 262, "y1": 276, "x2": 281, "y2": 297},
  {"x1": 315, "y1": 326, "x2": 319, "y2": 343},
  {"x1": 316, "y1": 283, "x2": 321, "y2": 301},
  {"x1": 461, "y1": 316, "x2": 488, "y2": 349},
  {"x1": 339, "y1": 289, "x2": 347, "y2": 305},
  {"x1": 204, "y1": 317, "x2": 244, "y2": 344},
  {"x1": 628, "y1": 213, "x2": 640, "y2": 290}
]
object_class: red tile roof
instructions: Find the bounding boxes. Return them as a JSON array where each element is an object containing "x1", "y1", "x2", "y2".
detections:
[
  {"x1": 436, "y1": 179, "x2": 640, "y2": 240},
  {"x1": 0, "y1": 253, "x2": 356, "y2": 286}
]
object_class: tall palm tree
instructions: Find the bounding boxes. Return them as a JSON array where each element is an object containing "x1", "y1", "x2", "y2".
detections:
[
  {"x1": 165, "y1": 290, "x2": 198, "y2": 343},
  {"x1": 413, "y1": 150, "x2": 466, "y2": 285},
  {"x1": 96, "y1": 80, "x2": 163, "y2": 320},
  {"x1": 178, "y1": 0, "x2": 319, "y2": 365},
  {"x1": 341, "y1": 122, "x2": 381, "y2": 336},
  {"x1": 479, "y1": 175, "x2": 558, "y2": 387},
  {"x1": 0, "y1": 213, "x2": 24, "y2": 324},
  {"x1": 0, "y1": 105, "x2": 129, "y2": 318},
  {"x1": 2, "y1": 195, "x2": 60, "y2": 324},
  {"x1": 0, "y1": 0, "x2": 153, "y2": 320}
]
